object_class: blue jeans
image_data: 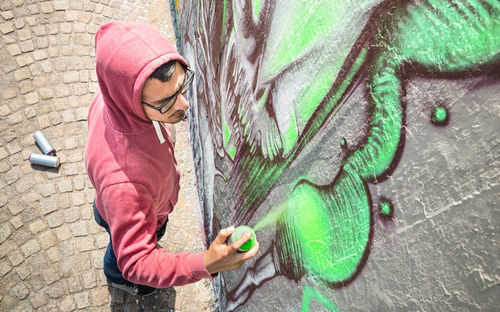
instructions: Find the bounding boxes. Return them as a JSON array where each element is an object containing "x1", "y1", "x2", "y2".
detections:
[{"x1": 93, "y1": 201, "x2": 168, "y2": 285}]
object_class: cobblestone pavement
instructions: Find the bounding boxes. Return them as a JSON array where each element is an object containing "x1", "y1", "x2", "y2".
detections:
[{"x1": 0, "y1": 0, "x2": 217, "y2": 311}]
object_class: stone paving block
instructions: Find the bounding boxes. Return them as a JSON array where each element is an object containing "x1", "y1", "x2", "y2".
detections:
[
  {"x1": 46, "y1": 280, "x2": 66, "y2": 299},
  {"x1": 80, "y1": 204, "x2": 93, "y2": 220},
  {"x1": 33, "y1": 49, "x2": 47, "y2": 61},
  {"x1": 73, "y1": 175, "x2": 84, "y2": 189},
  {"x1": 66, "y1": 275, "x2": 83, "y2": 293},
  {"x1": 29, "y1": 219, "x2": 47, "y2": 234},
  {"x1": 37, "y1": 114, "x2": 51, "y2": 129},
  {"x1": 28, "y1": 274, "x2": 45, "y2": 292},
  {"x1": 10, "y1": 282, "x2": 29, "y2": 300},
  {"x1": 6, "y1": 43, "x2": 21, "y2": 56},
  {"x1": 40, "y1": 2, "x2": 54, "y2": 14},
  {"x1": 46, "y1": 211, "x2": 64, "y2": 228},
  {"x1": 40, "y1": 196, "x2": 59, "y2": 215},
  {"x1": 95, "y1": 232, "x2": 108, "y2": 249},
  {"x1": 51, "y1": 111, "x2": 63, "y2": 125},
  {"x1": 1, "y1": 11, "x2": 14, "y2": 20},
  {"x1": 14, "y1": 18, "x2": 25, "y2": 29},
  {"x1": 0, "y1": 193, "x2": 8, "y2": 208},
  {"x1": 46, "y1": 245, "x2": 62, "y2": 263},
  {"x1": 56, "y1": 193, "x2": 70, "y2": 210},
  {"x1": 14, "y1": 262, "x2": 31, "y2": 280},
  {"x1": 58, "y1": 294, "x2": 76, "y2": 312},
  {"x1": 0, "y1": 240, "x2": 16, "y2": 259},
  {"x1": 72, "y1": 192, "x2": 85, "y2": 206},
  {"x1": 55, "y1": 224, "x2": 72, "y2": 243},
  {"x1": 7, "y1": 248, "x2": 24, "y2": 266},
  {"x1": 91, "y1": 249, "x2": 104, "y2": 269},
  {"x1": 75, "y1": 236, "x2": 94, "y2": 252},
  {"x1": 0, "y1": 259, "x2": 13, "y2": 277},
  {"x1": 16, "y1": 53, "x2": 33, "y2": 67},
  {"x1": 24, "y1": 106, "x2": 36, "y2": 119},
  {"x1": 7, "y1": 111, "x2": 24, "y2": 126},
  {"x1": 75, "y1": 291, "x2": 91, "y2": 309},
  {"x1": 39, "y1": 59, "x2": 53, "y2": 73},
  {"x1": 19, "y1": 80, "x2": 34, "y2": 94},
  {"x1": 38, "y1": 182, "x2": 56, "y2": 197},
  {"x1": 63, "y1": 163, "x2": 79, "y2": 176},
  {"x1": 0, "y1": 105, "x2": 12, "y2": 117},
  {"x1": 17, "y1": 27, "x2": 31, "y2": 41},
  {"x1": 13, "y1": 67, "x2": 30, "y2": 81},
  {"x1": 42, "y1": 266, "x2": 61, "y2": 285},
  {"x1": 57, "y1": 179, "x2": 73, "y2": 193},
  {"x1": 35, "y1": 36, "x2": 49, "y2": 49},
  {"x1": 55, "y1": 84, "x2": 71, "y2": 98},
  {"x1": 28, "y1": 290, "x2": 49, "y2": 309},
  {"x1": 71, "y1": 221, "x2": 87, "y2": 237},
  {"x1": 54, "y1": 0, "x2": 70, "y2": 11},
  {"x1": 0, "y1": 223, "x2": 13, "y2": 244},
  {"x1": 32, "y1": 25, "x2": 46, "y2": 36},
  {"x1": 87, "y1": 220, "x2": 102, "y2": 237},
  {"x1": 19, "y1": 39, "x2": 34, "y2": 52},
  {"x1": 2, "y1": 87, "x2": 17, "y2": 100},
  {"x1": 15, "y1": 175, "x2": 35, "y2": 193},
  {"x1": 21, "y1": 239, "x2": 41, "y2": 257},
  {"x1": 90, "y1": 286, "x2": 109, "y2": 306},
  {"x1": 39, "y1": 230, "x2": 57, "y2": 249},
  {"x1": 0, "y1": 21, "x2": 14, "y2": 34},
  {"x1": 82, "y1": 271, "x2": 97, "y2": 289},
  {"x1": 10, "y1": 215, "x2": 23, "y2": 229},
  {"x1": 4, "y1": 167, "x2": 20, "y2": 185},
  {"x1": 74, "y1": 252, "x2": 92, "y2": 273}
]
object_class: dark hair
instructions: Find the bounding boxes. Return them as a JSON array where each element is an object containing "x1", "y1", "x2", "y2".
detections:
[
  {"x1": 148, "y1": 60, "x2": 187, "y2": 82},
  {"x1": 149, "y1": 60, "x2": 176, "y2": 82}
]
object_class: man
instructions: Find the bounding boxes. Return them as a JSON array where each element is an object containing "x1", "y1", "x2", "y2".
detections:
[{"x1": 85, "y1": 21, "x2": 259, "y2": 296}]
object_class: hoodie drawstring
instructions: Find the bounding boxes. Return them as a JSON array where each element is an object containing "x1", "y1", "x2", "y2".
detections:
[
  {"x1": 153, "y1": 120, "x2": 165, "y2": 144},
  {"x1": 153, "y1": 121, "x2": 176, "y2": 144}
]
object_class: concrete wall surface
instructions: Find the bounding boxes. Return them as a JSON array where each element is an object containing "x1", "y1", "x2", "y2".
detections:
[{"x1": 177, "y1": 0, "x2": 499, "y2": 311}]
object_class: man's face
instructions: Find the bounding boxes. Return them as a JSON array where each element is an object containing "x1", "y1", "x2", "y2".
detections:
[{"x1": 141, "y1": 62, "x2": 189, "y2": 124}]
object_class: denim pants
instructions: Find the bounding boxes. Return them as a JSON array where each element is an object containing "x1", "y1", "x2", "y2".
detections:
[{"x1": 93, "y1": 201, "x2": 167, "y2": 285}]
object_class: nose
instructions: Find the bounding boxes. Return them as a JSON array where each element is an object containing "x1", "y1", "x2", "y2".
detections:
[{"x1": 173, "y1": 94, "x2": 189, "y2": 111}]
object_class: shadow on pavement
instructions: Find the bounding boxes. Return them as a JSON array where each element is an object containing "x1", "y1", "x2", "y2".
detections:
[{"x1": 108, "y1": 285, "x2": 177, "y2": 311}]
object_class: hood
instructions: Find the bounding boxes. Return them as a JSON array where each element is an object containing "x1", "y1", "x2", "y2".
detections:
[{"x1": 95, "y1": 21, "x2": 188, "y2": 133}]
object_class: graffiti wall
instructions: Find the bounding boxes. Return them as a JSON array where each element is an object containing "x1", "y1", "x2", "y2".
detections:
[{"x1": 175, "y1": 0, "x2": 499, "y2": 311}]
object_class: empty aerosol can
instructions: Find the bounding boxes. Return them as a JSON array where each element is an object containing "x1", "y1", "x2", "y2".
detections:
[
  {"x1": 29, "y1": 153, "x2": 60, "y2": 168},
  {"x1": 228, "y1": 225, "x2": 256, "y2": 252},
  {"x1": 33, "y1": 130, "x2": 55, "y2": 155}
]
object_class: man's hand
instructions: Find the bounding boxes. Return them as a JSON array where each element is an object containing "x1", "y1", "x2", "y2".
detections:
[{"x1": 203, "y1": 226, "x2": 260, "y2": 274}]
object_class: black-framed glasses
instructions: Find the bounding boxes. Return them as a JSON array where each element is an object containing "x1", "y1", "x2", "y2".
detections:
[{"x1": 141, "y1": 67, "x2": 194, "y2": 114}]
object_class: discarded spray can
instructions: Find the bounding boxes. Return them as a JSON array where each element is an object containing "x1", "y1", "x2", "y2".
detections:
[
  {"x1": 228, "y1": 225, "x2": 256, "y2": 252},
  {"x1": 29, "y1": 153, "x2": 60, "y2": 168},
  {"x1": 33, "y1": 130, "x2": 55, "y2": 155}
]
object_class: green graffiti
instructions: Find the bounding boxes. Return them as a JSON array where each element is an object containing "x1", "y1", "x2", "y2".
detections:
[
  {"x1": 379, "y1": 201, "x2": 392, "y2": 217},
  {"x1": 431, "y1": 106, "x2": 448, "y2": 125},
  {"x1": 340, "y1": 138, "x2": 347, "y2": 148},
  {"x1": 301, "y1": 285, "x2": 339, "y2": 312},
  {"x1": 252, "y1": 0, "x2": 262, "y2": 22},
  {"x1": 233, "y1": 0, "x2": 499, "y2": 286},
  {"x1": 277, "y1": 167, "x2": 370, "y2": 282},
  {"x1": 183, "y1": 0, "x2": 500, "y2": 309}
]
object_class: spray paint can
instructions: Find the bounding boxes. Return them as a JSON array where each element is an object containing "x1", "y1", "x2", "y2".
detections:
[
  {"x1": 33, "y1": 130, "x2": 55, "y2": 155},
  {"x1": 29, "y1": 153, "x2": 60, "y2": 168},
  {"x1": 228, "y1": 225, "x2": 256, "y2": 252}
]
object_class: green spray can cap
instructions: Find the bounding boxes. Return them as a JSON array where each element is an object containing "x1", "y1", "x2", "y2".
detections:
[{"x1": 228, "y1": 225, "x2": 256, "y2": 252}]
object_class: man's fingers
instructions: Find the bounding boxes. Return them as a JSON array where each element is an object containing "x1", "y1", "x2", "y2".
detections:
[
  {"x1": 214, "y1": 226, "x2": 235, "y2": 244},
  {"x1": 241, "y1": 241, "x2": 259, "y2": 260},
  {"x1": 230, "y1": 231, "x2": 253, "y2": 251}
]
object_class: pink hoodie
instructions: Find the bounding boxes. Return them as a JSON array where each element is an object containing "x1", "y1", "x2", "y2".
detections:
[{"x1": 85, "y1": 21, "x2": 211, "y2": 287}]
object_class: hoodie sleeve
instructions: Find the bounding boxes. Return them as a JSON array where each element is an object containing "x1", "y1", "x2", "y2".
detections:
[{"x1": 100, "y1": 182, "x2": 212, "y2": 287}]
